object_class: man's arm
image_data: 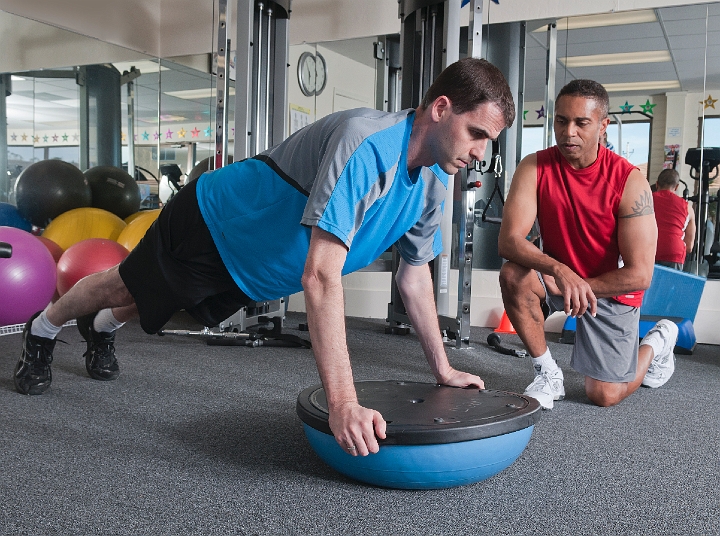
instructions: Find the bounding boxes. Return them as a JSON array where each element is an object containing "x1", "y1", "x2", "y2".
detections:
[
  {"x1": 685, "y1": 204, "x2": 696, "y2": 253},
  {"x1": 302, "y1": 227, "x2": 386, "y2": 456},
  {"x1": 395, "y1": 259, "x2": 484, "y2": 388},
  {"x1": 498, "y1": 154, "x2": 597, "y2": 317},
  {"x1": 584, "y1": 169, "x2": 657, "y2": 295}
]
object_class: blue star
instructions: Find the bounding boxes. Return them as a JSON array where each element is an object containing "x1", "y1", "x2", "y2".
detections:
[
  {"x1": 203, "y1": 126, "x2": 213, "y2": 137},
  {"x1": 536, "y1": 106, "x2": 545, "y2": 119},
  {"x1": 142, "y1": 131, "x2": 150, "y2": 141},
  {"x1": 620, "y1": 101, "x2": 633, "y2": 114}
]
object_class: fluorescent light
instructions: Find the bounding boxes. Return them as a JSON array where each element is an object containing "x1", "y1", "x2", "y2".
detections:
[
  {"x1": 561, "y1": 50, "x2": 671, "y2": 68},
  {"x1": 602, "y1": 80, "x2": 680, "y2": 92},
  {"x1": 534, "y1": 9, "x2": 657, "y2": 31},
  {"x1": 11, "y1": 75, "x2": 25, "y2": 81},
  {"x1": 164, "y1": 87, "x2": 236, "y2": 100}
]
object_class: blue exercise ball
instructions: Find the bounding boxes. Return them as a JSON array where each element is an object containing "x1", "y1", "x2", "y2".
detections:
[
  {"x1": 297, "y1": 381, "x2": 541, "y2": 489},
  {"x1": 0, "y1": 203, "x2": 32, "y2": 231}
]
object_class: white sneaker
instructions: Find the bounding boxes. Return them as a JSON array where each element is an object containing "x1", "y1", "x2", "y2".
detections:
[
  {"x1": 641, "y1": 320, "x2": 679, "y2": 388},
  {"x1": 524, "y1": 368, "x2": 565, "y2": 410}
]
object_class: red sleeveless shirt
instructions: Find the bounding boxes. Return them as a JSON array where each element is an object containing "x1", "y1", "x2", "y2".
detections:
[
  {"x1": 536, "y1": 145, "x2": 643, "y2": 307},
  {"x1": 653, "y1": 189, "x2": 689, "y2": 264}
]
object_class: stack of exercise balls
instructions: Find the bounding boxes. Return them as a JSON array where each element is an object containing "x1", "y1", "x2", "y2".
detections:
[{"x1": 0, "y1": 160, "x2": 161, "y2": 326}]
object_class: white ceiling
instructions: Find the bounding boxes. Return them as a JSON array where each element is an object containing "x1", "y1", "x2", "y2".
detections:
[{"x1": 4, "y1": 3, "x2": 720, "y2": 133}]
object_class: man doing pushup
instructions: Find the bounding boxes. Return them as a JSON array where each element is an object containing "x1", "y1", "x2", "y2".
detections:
[{"x1": 14, "y1": 58, "x2": 516, "y2": 456}]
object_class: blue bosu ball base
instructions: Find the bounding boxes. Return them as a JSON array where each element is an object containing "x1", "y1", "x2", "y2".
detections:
[
  {"x1": 297, "y1": 381, "x2": 541, "y2": 490},
  {"x1": 303, "y1": 423, "x2": 535, "y2": 489}
]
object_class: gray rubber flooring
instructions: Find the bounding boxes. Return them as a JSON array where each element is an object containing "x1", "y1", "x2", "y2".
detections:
[{"x1": 0, "y1": 311, "x2": 717, "y2": 535}]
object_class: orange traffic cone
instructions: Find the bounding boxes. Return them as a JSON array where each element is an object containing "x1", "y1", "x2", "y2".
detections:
[{"x1": 494, "y1": 310, "x2": 516, "y2": 334}]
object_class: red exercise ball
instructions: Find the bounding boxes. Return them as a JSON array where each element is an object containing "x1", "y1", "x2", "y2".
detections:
[
  {"x1": 56, "y1": 238, "x2": 129, "y2": 296},
  {"x1": 36, "y1": 236, "x2": 64, "y2": 263}
]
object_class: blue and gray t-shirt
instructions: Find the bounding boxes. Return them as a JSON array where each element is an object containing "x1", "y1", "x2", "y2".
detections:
[{"x1": 196, "y1": 108, "x2": 449, "y2": 301}]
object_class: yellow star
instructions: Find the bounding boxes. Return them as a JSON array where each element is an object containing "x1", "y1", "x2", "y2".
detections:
[
  {"x1": 178, "y1": 128, "x2": 187, "y2": 138},
  {"x1": 702, "y1": 95, "x2": 718, "y2": 109},
  {"x1": 121, "y1": 131, "x2": 127, "y2": 142}
]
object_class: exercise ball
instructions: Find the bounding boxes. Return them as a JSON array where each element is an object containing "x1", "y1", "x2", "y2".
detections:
[
  {"x1": 36, "y1": 236, "x2": 64, "y2": 263},
  {"x1": 42, "y1": 207, "x2": 126, "y2": 251},
  {"x1": 14, "y1": 160, "x2": 91, "y2": 227},
  {"x1": 0, "y1": 202, "x2": 32, "y2": 231},
  {"x1": 0, "y1": 226, "x2": 57, "y2": 325},
  {"x1": 84, "y1": 166, "x2": 141, "y2": 220},
  {"x1": 56, "y1": 238, "x2": 129, "y2": 296},
  {"x1": 297, "y1": 381, "x2": 541, "y2": 490},
  {"x1": 116, "y1": 209, "x2": 160, "y2": 251}
]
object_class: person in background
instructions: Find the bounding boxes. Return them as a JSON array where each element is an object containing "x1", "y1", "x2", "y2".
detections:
[{"x1": 653, "y1": 168, "x2": 695, "y2": 271}]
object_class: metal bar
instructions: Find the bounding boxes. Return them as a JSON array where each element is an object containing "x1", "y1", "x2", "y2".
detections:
[
  {"x1": 0, "y1": 75, "x2": 8, "y2": 202},
  {"x1": 271, "y1": 15, "x2": 289, "y2": 147},
  {"x1": 265, "y1": 6, "x2": 273, "y2": 151},
  {"x1": 255, "y1": 2, "x2": 265, "y2": 156},
  {"x1": 234, "y1": 0, "x2": 254, "y2": 160},
  {"x1": 418, "y1": 8, "x2": 426, "y2": 106},
  {"x1": 77, "y1": 67, "x2": 89, "y2": 171},
  {"x1": 543, "y1": 23, "x2": 557, "y2": 149},
  {"x1": 127, "y1": 80, "x2": 136, "y2": 179},
  {"x1": 214, "y1": 0, "x2": 230, "y2": 169}
]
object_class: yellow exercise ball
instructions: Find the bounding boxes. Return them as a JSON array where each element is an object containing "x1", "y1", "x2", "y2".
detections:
[
  {"x1": 42, "y1": 207, "x2": 127, "y2": 251},
  {"x1": 117, "y1": 209, "x2": 161, "y2": 251},
  {"x1": 124, "y1": 208, "x2": 160, "y2": 225}
]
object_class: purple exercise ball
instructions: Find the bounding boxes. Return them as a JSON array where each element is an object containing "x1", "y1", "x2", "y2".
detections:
[{"x1": 0, "y1": 226, "x2": 57, "y2": 326}]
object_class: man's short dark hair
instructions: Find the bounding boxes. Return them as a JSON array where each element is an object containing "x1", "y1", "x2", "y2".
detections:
[
  {"x1": 657, "y1": 169, "x2": 680, "y2": 189},
  {"x1": 556, "y1": 79, "x2": 609, "y2": 119},
  {"x1": 421, "y1": 58, "x2": 515, "y2": 128}
]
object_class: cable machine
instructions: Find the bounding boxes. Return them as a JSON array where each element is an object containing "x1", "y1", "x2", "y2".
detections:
[
  {"x1": 386, "y1": 0, "x2": 489, "y2": 348},
  {"x1": 162, "y1": 0, "x2": 294, "y2": 343}
]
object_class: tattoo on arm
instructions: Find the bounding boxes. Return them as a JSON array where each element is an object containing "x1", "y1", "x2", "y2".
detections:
[{"x1": 621, "y1": 190, "x2": 654, "y2": 219}]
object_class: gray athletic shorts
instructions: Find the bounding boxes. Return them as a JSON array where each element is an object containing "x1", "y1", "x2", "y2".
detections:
[{"x1": 539, "y1": 274, "x2": 640, "y2": 383}]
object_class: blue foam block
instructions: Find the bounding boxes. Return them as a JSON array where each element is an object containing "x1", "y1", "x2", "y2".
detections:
[
  {"x1": 640, "y1": 265, "x2": 705, "y2": 321},
  {"x1": 303, "y1": 424, "x2": 535, "y2": 490}
]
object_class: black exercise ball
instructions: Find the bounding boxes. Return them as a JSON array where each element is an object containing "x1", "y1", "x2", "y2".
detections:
[
  {"x1": 84, "y1": 166, "x2": 141, "y2": 220},
  {"x1": 187, "y1": 155, "x2": 234, "y2": 183},
  {"x1": 14, "y1": 160, "x2": 92, "y2": 228}
]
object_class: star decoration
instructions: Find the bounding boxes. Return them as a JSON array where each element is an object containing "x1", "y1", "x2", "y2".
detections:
[
  {"x1": 203, "y1": 126, "x2": 213, "y2": 137},
  {"x1": 620, "y1": 101, "x2": 634, "y2": 113},
  {"x1": 142, "y1": 131, "x2": 150, "y2": 141},
  {"x1": 52, "y1": 134, "x2": 58, "y2": 142},
  {"x1": 165, "y1": 129, "x2": 173, "y2": 139},
  {"x1": 640, "y1": 99, "x2": 656, "y2": 114},
  {"x1": 178, "y1": 128, "x2": 187, "y2": 138},
  {"x1": 43, "y1": 135, "x2": 48, "y2": 142},
  {"x1": 523, "y1": 110, "x2": 528, "y2": 120},
  {"x1": 702, "y1": 95, "x2": 718, "y2": 109},
  {"x1": 10, "y1": 133, "x2": 16, "y2": 141},
  {"x1": 134, "y1": 134, "x2": 138, "y2": 141},
  {"x1": 121, "y1": 131, "x2": 127, "y2": 142},
  {"x1": 72, "y1": 133, "x2": 79, "y2": 141},
  {"x1": 21, "y1": 133, "x2": 27, "y2": 142},
  {"x1": 154, "y1": 131, "x2": 160, "y2": 140},
  {"x1": 536, "y1": 106, "x2": 545, "y2": 119},
  {"x1": 62, "y1": 133, "x2": 68, "y2": 142},
  {"x1": 33, "y1": 136, "x2": 39, "y2": 143},
  {"x1": 191, "y1": 127, "x2": 200, "y2": 138}
]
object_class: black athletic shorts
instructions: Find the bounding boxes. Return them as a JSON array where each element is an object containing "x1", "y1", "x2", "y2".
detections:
[{"x1": 118, "y1": 179, "x2": 251, "y2": 334}]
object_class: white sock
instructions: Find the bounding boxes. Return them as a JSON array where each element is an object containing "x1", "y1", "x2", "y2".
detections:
[
  {"x1": 530, "y1": 347, "x2": 559, "y2": 374},
  {"x1": 93, "y1": 308, "x2": 125, "y2": 334},
  {"x1": 30, "y1": 306, "x2": 62, "y2": 339}
]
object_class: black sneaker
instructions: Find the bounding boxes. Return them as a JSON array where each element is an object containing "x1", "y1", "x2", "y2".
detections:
[
  {"x1": 77, "y1": 313, "x2": 120, "y2": 381},
  {"x1": 14, "y1": 312, "x2": 56, "y2": 395}
]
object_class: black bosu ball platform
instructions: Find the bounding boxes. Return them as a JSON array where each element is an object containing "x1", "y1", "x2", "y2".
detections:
[{"x1": 297, "y1": 380, "x2": 541, "y2": 489}]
